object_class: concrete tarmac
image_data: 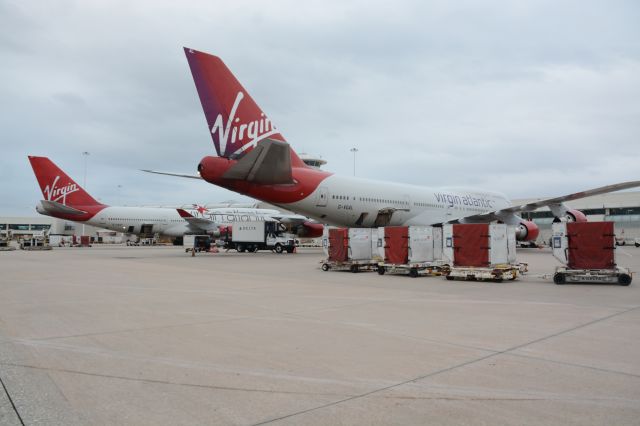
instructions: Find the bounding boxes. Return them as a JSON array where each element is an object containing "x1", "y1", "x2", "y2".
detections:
[{"x1": 1, "y1": 245, "x2": 639, "y2": 425}]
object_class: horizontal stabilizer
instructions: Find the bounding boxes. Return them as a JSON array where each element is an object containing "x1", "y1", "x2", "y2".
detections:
[
  {"x1": 222, "y1": 139, "x2": 293, "y2": 184},
  {"x1": 177, "y1": 209, "x2": 219, "y2": 232},
  {"x1": 39, "y1": 200, "x2": 87, "y2": 216}
]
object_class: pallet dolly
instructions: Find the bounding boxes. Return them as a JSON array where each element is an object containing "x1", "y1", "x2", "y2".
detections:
[{"x1": 553, "y1": 266, "x2": 632, "y2": 286}]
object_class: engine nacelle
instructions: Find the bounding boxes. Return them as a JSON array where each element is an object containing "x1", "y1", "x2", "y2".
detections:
[
  {"x1": 564, "y1": 209, "x2": 588, "y2": 223},
  {"x1": 515, "y1": 220, "x2": 540, "y2": 241},
  {"x1": 297, "y1": 221, "x2": 324, "y2": 238}
]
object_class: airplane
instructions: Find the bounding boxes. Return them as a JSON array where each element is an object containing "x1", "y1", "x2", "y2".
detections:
[
  {"x1": 146, "y1": 47, "x2": 640, "y2": 242},
  {"x1": 28, "y1": 156, "x2": 323, "y2": 240}
]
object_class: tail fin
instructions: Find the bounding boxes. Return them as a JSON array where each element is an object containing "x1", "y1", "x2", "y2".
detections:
[
  {"x1": 28, "y1": 156, "x2": 102, "y2": 207},
  {"x1": 184, "y1": 47, "x2": 300, "y2": 163}
]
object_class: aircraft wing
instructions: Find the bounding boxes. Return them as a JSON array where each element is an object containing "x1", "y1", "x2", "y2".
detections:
[
  {"x1": 270, "y1": 212, "x2": 314, "y2": 225},
  {"x1": 141, "y1": 170, "x2": 203, "y2": 180},
  {"x1": 177, "y1": 209, "x2": 219, "y2": 232},
  {"x1": 449, "y1": 180, "x2": 640, "y2": 225}
]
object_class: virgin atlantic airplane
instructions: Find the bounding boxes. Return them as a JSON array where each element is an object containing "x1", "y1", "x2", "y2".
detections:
[
  {"x1": 148, "y1": 47, "x2": 640, "y2": 243},
  {"x1": 29, "y1": 156, "x2": 323, "y2": 239}
]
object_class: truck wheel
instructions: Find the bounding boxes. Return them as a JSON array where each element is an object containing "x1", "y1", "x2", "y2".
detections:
[
  {"x1": 237, "y1": 244, "x2": 245, "y2": 253},
  {"x1": 445, "y1": 275, "x2": 454, "y2": 281},
  {"x1": 553, "y1": 273, "x2": 566, "y2": 285},
  {"x1": 377, "y1": 266, "x2": 385, "y2": 275},
  {"x1": 618, "y1": 274, "x2": 632, "y2": 286},
  {"x1": 635, "y1": 243, "x2": 639, "y2": 248},
  {"x1": 350, "y1": 265, "x2": 359, "y2": 273},
  {"x1": 409, "y1": 268, "x2": 419, "y2": 278},
  {"x1": 321, "y1": 263, "x2": 330, "y2": 271},
  {"x1": 274, "y1": 244, "x2": 283, "y2": 254},
  {"x1": 249, "y1": 245, "x2": 258, "y2": 253}
]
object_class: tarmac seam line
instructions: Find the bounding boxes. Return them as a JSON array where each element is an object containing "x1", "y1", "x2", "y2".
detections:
[
  {"x1": 0, "y1": 371, "x2": 25, "y2": 426},
  {"x1": 252, "y1": 304, "x2": 640, "y2": 425},
  {"x1": 0, "y1": 362, "x2": 354, "y2": 399}
]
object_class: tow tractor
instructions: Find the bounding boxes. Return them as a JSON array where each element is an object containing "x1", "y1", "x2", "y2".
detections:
[{"x1": 551, "y1": 221, "x2": 632, "y2": 286}]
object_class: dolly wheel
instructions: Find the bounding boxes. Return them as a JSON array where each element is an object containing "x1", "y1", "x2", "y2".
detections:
[
  {"x1": 321, "y1": 263, "x2": 330, "y2": 272},
  {"x1": 409, "y1": 268, "x2": 419, "y2": 278},
  {"x1": 445, "y1": 275, "x2": 454, "y2": 281},
  {"x1": 618, "y1": 274, "x2": 632, "y2": 286},
  {"x1": 377, "y1": 266, "x2": 386, "y2": 275},
  {"x1": 553, "y1": 273, "x2": 566, "y2": 285},
  {"x1": 350, "y1": 265, "x2": 359, "y2": 273}
]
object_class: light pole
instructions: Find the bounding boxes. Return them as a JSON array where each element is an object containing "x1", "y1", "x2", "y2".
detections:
[
  {"x1": 82, "y1": 151, "x2": 90, "y2": 236},
  {"x1": 350, "y1": 147, "x2": 358, "y2": 177}
]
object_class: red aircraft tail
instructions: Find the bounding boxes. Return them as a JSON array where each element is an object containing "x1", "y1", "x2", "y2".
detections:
[
  {"x1": 184, "y1": 47, "x2": 304, "y2": 166},
  {"x1": 28, "y1": 156, "x2": 102, "y2": 207}
]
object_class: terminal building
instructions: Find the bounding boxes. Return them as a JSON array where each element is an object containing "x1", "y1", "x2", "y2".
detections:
[{"x1": 0, "y1": 216, "x2": 110, "y2": 241}]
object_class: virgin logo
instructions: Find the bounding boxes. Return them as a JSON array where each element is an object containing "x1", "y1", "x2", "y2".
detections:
[
  {"x1": 210, "y1": 92, "x2": 279, "y2": 157},
  {"x1": 44, "y1": 176, "x2": 79, "y2": 205}
]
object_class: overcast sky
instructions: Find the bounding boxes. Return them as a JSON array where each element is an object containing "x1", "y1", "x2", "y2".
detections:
[{"x1": 1, "y1": 0, "x2": 639, "y2": 216}]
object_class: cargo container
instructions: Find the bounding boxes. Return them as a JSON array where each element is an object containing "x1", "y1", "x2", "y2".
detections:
[
  {"x1": 551, "y1": 221, "x2": 631, "y2": 285},
  {"x1": 444, "y1": 223, "x2": 522, "y2": 282},
  {"x1": 377, "y1": 226, "x2": 447, "y2": 277},
  {"x1": 321, "y1": 227, "x2": 379, "y2": 272}
]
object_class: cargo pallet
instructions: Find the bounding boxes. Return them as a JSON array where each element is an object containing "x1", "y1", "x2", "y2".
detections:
[
  {"x1": 321, "y1": 259, "x2": 380, "y2": 273},
  {"x1": 553, "y1": 266, "x2": 632, "y2": 286},
  {"x1": 445, "y1": 264, "x2": 526, "y2": 282},
  {"x1": 377, "y1": 262, "x2": 449, "y2": 278}
]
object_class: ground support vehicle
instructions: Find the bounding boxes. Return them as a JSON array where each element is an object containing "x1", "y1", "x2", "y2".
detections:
[
  {"x1": 0, "y1": 237, "x2": 15, "y2": 251},
  {"x1": 445, "y1": 264, "x2": 524, "y2": 282},
  {"x1": 320, "y1": 259, "x2": 379, "y2": 273},
  {"x1": 321, "y1": 227, "x2": 379, "y2": 272},
  {"x1": 19, "y1": 236, "x2": 52, "y2": 251},
  {"x1": 222, "y1": 221, "x2": 296, "y2": 253},
  {"x1": 184, "y1": 234, "x2": 213, "y2": 253},
  {"x1": 553, "y1": 266, "x2": 632, "y2": 286},
  {"x1": 551, "y1": 221, "x2": 632, "y2": 286},
  {"x1": 377, "y1": 261, "x2": 449, "y2": 278}
]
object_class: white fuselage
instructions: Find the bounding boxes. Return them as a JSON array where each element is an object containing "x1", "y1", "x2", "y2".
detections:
[
  {"x1": 80, "y1": 207, "x2": 282, "y2": 237},
  {"x1": 280, "y1": 175, "x2": 512, "y2": 227}
]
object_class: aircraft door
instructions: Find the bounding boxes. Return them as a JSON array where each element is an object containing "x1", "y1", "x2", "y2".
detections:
[
  {"x1": 140, "y1": 224, "x2": 153, "y2": 237},
  {"x1": 316, "y1": 187, "x2": 328, "y2": 207}
]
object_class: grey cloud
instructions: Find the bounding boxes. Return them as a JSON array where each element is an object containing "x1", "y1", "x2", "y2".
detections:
[{"x1": 2, "y1": 0, "x2": 640, "y2": 216}]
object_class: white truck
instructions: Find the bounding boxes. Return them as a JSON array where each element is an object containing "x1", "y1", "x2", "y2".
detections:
[{"x1": 224, "y1": 220, "x2": 297, "y2": 253}]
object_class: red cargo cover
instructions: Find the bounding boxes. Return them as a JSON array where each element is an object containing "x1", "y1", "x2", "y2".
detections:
[
  {"x1": 567, "y1": 222, "x2": 615, "y2": 269},
  {"x1": 384, "y1": 226, "x2": 409, "y2": 265},
  {"x1": 453, "y1": 224, "x2": 490, "y2": 267},
  {"x1": 328, "y1": 228, "x2": 349, "y2": 262}
]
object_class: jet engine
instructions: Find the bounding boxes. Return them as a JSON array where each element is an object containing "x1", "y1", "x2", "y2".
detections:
[
  {"x1": 296, "y1": 221, "x2": 324, "y2": 238},
  {"x1": 515, "y1": 220, "x2": 540, "y2": 241},
  {"x1": 563, "y1": 209, "x2": 588, "y2": 222}
]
